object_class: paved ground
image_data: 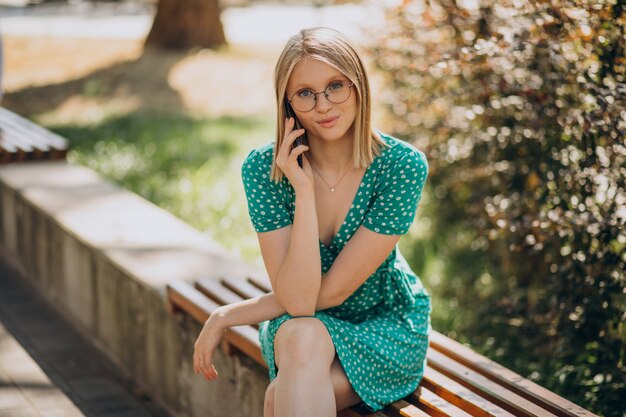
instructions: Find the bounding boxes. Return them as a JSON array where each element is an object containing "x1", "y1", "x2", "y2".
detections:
[{"x1": 0, "y1": 261, "x2": 171, "y2": 417}]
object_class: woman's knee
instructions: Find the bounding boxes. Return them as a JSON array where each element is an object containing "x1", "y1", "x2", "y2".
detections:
[{"x1": 274, "y1": 317, "x2": 335, "y2": 369}]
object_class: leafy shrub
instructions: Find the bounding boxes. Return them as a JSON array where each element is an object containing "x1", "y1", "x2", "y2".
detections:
[{"x1": 368, "y1": 1, "x2": 625, "y2": 415}]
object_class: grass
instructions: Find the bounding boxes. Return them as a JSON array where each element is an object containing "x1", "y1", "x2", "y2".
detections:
[{"x1": 48, "y1": 110, "x2": 275, "y2": 268}]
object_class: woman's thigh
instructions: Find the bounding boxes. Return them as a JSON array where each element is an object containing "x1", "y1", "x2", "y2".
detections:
[
  {"x1": 274, "y1": 317, "x2": 336, "y2": 371},
  {"x1": 330, "y1": 355, "x2": 362, "y2": 410}
]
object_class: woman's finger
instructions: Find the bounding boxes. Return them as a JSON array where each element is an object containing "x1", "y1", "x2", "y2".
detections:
[
  {"x1": 278, "y1": 118, "x2": 295, "y2": 157},
  {"x1": 288, "y1": 145, "x2": 309, "y2": 163},
  {"x1": 281, "y1": 128, "x2": 306, "y2": 156}
]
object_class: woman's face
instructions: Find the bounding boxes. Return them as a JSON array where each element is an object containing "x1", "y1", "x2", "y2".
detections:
[{"x1": 286, "y1": 57, "x2": 358, "y2": 144}]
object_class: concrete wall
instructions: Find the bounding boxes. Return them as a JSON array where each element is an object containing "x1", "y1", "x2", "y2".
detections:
[{"x1": 0, "y1": 160, "x2": 268, "y2": 417}]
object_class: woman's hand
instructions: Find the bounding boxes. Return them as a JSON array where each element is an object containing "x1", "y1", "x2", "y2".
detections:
[
  {"x1": 193, "y1": 310, "x2": 226, "y2": 381},
  {"x1": 276, "y1": 117, "x2": 314, "y2": 193}
]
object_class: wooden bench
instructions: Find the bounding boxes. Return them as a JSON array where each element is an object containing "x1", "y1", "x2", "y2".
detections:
[
  {"x1": 166, "y1": 275, "x2": 598, "y2": 417},
  {"x1": 0, "y1": 107, "x2": 69, "y2": 163}
]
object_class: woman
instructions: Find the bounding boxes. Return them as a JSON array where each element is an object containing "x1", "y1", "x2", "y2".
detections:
[{"x1": 193, "y1": 27, "x2": 430, "y2": 417}]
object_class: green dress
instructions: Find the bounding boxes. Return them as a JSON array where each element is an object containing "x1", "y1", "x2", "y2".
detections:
[{"x1": 241, "y1": 131, "x2": 430, "y2": 412}]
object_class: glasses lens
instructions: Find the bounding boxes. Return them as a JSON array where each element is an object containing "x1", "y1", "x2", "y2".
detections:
[
  {"x1": 289, "y1": 82, "x2": 353, "y2": 112},
  {"x1": 326, "y1": 82, "x2": 351, "y2": 104},
  {"x1": 291, "y1": 94, "x2": 316, "y2": 112}
]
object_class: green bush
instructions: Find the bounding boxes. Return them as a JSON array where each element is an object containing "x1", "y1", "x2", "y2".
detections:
[{"x1": 369, "y1": 1, "x2": 625, "y2": 415}]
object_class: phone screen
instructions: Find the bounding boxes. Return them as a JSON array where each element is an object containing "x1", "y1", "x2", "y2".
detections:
[{"x1": 284, "y1": 100, "x2": 308, "y2": 168}]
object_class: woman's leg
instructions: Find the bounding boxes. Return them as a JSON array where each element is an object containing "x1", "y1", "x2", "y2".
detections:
[
  {"x1": 264, "y1": 377, "x2": 279, "y2": 417},
  {"x1": 329, "y1": 355, "x2": 362, "y2": 411},
  {"x1": 265, "y1": 356, "x2": 362, "y2": 416},
  {"x1": 273, "y1": 317, "x2": 337, "y2": 417}
]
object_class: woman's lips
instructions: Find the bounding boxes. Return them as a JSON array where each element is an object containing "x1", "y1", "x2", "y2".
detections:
[{"x1": 318, "y1": 116, "x2": 339, "y2": 128}]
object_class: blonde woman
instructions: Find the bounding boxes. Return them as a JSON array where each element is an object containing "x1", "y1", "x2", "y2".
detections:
[{"x1": 193, "y1": 27, "x2": 430, "y2": 417}]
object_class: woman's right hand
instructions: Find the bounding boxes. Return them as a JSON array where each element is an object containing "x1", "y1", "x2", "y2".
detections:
[
  {"x1": 193, "y1": 311, "x2": 226, "y2": 381},
  {"x1": 276, "y1": 117, "x2": 314, "y2": 193}
]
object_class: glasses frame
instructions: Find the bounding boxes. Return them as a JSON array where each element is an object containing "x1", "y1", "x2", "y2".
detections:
[{"x1": 288, "y1": 81, "x2": 355, "y2": 113}]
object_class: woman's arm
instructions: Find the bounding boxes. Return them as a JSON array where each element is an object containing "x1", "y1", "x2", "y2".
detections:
[
  {"x1": 213, "y1": 282, "x2": 337, "y2": 329},
  {"x1": 193, "y1": 284, "x2": 336, "y2": 381},
  {"x1": 268, "y1": 188, "x2": 322, "y2": 317}
]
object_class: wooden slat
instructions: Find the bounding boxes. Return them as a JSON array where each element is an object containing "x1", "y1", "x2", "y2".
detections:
[
  {"x1": 195, "y1": 279, "x2": 260, "y2": 330},
  {"x1": 390, "y1": 399, "x2": 435, "y2": 417},
  {"x1": 166, "y1": 280, "x2": 218, "y2": 322},
  {"x1": 1, "y1": 115, "x2": 50, "y2": 153},
  {"x1": 247, "y1": 274, "x2": 272, "y2": 293},
  {"x1": 221, "y1": 275, "x2": 266, "y2": 299},
  {"x1": 0, "y1": 107, "x2": 68, "y2": 150},
  {"x1": 428, "y1": 332, "x2": 597, "y2": 417},
  {"x1": 420, "y1": 367, "x2": 515, "y2": 417},
  {"x1": 414, "y1": 389, "x2": 475, "y2": 417},
  {"x1": 196, "y1": 278, "x2": 247, "y2": 305},
  {"x1": 426, "y1": 350, "x2": 557, "y2": 417},
  {"x1": 0, "y1": 107, "x2": 68, "y2": 163},
  {"x1": 166, "y1": 280, "x2": 265, "y2": 366}
]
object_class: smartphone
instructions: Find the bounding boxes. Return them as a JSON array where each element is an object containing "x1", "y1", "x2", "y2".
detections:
[{"x1": 284, "y1": 99, "x2": 308, "y2": 168}]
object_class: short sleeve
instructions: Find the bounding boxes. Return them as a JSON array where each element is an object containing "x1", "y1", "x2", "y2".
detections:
[
  {"x1": 241, "y1": 148, "x2": 293, "y2": 233},
  {"x1": 363, "y1": 149, "x2": 428, "y2": 235}
]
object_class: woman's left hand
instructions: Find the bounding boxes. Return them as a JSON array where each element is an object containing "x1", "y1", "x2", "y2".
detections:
[{"x1": 193, "y1": 309, "x2": 226, "y2": 381}]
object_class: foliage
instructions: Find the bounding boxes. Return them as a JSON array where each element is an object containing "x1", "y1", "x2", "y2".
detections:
[{"x1": 368, "y1": 0, "x2": 625, "y2": 415}]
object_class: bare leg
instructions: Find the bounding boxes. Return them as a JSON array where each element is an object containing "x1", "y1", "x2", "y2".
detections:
[
  {"x1": 330, "y1": 355, "x2": 362, "y2": 411},
  {"x1": 264, "y1": 377, "x2": 278, "y2": 417},
  {"x1": 273, "y1": 318, "x2": 337, "y2": 417},
  {"x1": 266, "y1": 355, "x2": 362, "y2": 415}
]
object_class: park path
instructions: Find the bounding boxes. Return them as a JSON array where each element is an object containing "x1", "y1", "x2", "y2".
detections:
[{"x1": 0, "y1": 261, "x2": 172, "y2": 417}]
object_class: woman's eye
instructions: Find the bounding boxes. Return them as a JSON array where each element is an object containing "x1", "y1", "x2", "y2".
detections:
[
  {"x1": 328, "y1": 82, "x2": 344, "y2": 90},
  {"x1": 298, "y1": 90, "x2": 313, "y2": 98}
]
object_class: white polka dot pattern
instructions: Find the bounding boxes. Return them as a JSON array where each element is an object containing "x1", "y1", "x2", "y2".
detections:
[
  {"x1": 362, "y1": 150, "x2": 428, "y2": 235},
  {"x1": 241, "y1": 131, "x2": 431, "y2": 413}
]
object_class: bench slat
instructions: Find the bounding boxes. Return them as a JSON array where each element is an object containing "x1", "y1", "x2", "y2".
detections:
[
  {"x1": 166, "y1": 281, "x2": 265, "y2": 366},
  {"x1": 196, "y1": 278, "x2": 248, "y2": 305},
  {"x1": 422, "y1": 367, "x2": 515, "y2": 417},
  {"x1": 1, "y1": 115, "x2": 51, "y2": 152},
  {"x1": 426, "y1": 350, "x2": 557, "y2": 417},
  {"x1": 222, "y1": 275, "x2": 267, "y2": 300},
  {"x1": 392, "y1": 398, "x2": 440, "y2": 417},
  {"x1": 0, "y1": 125, "x2": 35, "y2": 155},
  {"x1": 414, "y1": 389, "x2": 475, "y2": 417},
  {"x1": 0, "y1": 107, "x2": 68, "y2": 163},
  {"x1": 247, "y1": 274, "x2": 272, "y2": 293},
  {"x1": 428, "y1": 332, "x2": 591, "y2": 417},
  {"x1": 0, "y1": 107, "x2": 69, "y2": 150},
  {"x1": 195, "y1": 278, "x2": 260, "y2": 330}
]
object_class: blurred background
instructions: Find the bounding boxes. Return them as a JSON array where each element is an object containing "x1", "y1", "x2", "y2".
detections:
[{"x1": 1, "y1": 0, "x2": 624, "y2": 416}]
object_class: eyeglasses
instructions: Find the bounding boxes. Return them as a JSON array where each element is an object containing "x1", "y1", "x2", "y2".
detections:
[{"x1": 288, "y1": 81, "x2": 355, "y2": 112}]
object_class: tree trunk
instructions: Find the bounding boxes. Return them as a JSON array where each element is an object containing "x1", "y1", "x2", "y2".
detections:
[{"x1": 145, "y1": 0, "x2": 226, "y2": 50}]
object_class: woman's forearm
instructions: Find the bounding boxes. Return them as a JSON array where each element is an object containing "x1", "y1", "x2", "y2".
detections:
[
  {"x1": 213, "y1": 285, "x2": 338, "y2": 329},
  {"x1": 273, "y1": 189, "x2": 323, "y2": 316}
]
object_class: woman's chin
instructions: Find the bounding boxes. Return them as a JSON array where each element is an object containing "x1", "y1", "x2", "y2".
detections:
[{"x1": 314, "y1": 126, "x2": 350, "y2": 142}]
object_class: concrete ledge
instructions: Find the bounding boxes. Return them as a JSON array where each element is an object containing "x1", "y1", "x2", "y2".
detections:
[{"x1": 0, "y1": 160, "x2": 268, "y2": 417}]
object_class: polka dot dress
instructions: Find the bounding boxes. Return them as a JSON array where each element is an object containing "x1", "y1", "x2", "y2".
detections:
[{"x1": 241, "y1": 131, "x2": 431, "y2": 412}]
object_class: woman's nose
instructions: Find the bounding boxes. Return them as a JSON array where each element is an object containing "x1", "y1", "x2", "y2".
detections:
[{"x1": 315, "y1": 93, "x2": 333, "y2": 112}]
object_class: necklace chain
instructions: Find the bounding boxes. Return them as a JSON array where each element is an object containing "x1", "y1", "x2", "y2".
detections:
[{"x1": 309, "y1": 158, "x2": 353, "y2": 192}]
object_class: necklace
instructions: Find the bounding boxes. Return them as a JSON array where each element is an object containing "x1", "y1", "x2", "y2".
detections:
[{"x1": 309, "y1": 159, "x2": 354, "y2": 192}]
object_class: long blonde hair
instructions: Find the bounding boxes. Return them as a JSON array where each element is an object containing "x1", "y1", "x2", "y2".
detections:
[{"x1": 270, "y1": 27, "x2": 388, "y2": 183}]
